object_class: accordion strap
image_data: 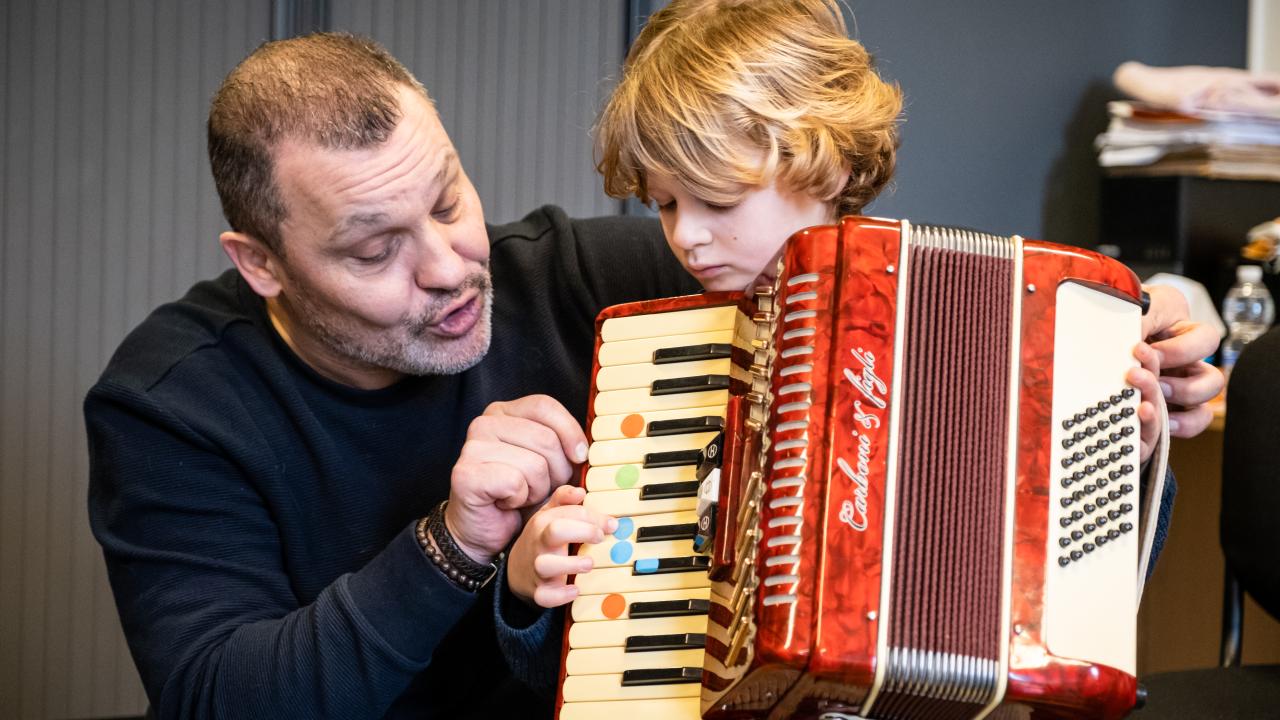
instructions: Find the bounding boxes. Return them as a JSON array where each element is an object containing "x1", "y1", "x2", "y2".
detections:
[{"x1": 1135, "y1": 390, "x2": 1172, "y2": 602}]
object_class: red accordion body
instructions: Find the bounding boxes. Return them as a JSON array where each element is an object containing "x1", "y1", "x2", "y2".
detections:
[{"x1": 556, "y1": 217, "x2": 1149, "y2": 720}]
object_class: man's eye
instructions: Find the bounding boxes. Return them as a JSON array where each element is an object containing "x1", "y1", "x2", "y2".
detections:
[
  {"x1": 354, "y1": 242, "x2": 396, "y2": 264},
  {"x1": 434, "y1": 193, "x2": 462, "y2": 220},
  {"x1": 354, "y1": 250, "x2": 391, "y2": 264}
]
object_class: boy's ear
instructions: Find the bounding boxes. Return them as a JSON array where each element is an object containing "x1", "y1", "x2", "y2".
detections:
[
  {"x1": 220, "y1": 231, "x2": 284, "y2": 298},
  {"x1": 836, "y1": 164, "x2": 854, "y2": 194}
]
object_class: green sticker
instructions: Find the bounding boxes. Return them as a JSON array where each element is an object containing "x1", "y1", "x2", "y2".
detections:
[{"x1": 615, "y1": 464, "x2": 639, "y2": 489}]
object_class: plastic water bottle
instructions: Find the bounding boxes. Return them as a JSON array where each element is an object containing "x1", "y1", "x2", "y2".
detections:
[{"x1": 1219, "y1": 264, "x2": 1275, "y2": 378}]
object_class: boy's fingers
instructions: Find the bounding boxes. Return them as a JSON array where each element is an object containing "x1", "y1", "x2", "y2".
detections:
[
  {"x1": 1169, "y1": 405, "x2": 1214, "y2": 438},
  {"x1": 534, "y1": 553, "x2": 593, "y2": 580},
  {"x1": 1161, "y1": 362, "x2": 1224, "y2": 409},
  {"x1": 533, "y1": 583, "x2": 580, "y2": 609},
  {"x1": 544, "y1": 484, "x2": 586, "y2": 510}
]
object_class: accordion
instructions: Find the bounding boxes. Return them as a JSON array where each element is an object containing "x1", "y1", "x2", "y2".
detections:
[{"x1": 555, "y1": 216, "x2": 1168, "y2": 720}]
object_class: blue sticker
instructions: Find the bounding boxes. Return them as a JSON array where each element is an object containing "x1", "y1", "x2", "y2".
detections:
[
  {"x1": 635, "y1": 558, "x2": 658, "y2": 574},
  {"x1": 610, "y1": 541, "x2": 633, "y2": 564},
  {"x1": 613, "y1": 516, "x2": 634, "y2": 540}
]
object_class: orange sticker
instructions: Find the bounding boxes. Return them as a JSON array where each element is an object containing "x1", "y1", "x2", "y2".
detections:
[
  {"x1": 620, "y1": 413, "x2": 645, "y2": 438},
  {"x1": 601, "y1": 592, "x2": 627, "y2": 619}
]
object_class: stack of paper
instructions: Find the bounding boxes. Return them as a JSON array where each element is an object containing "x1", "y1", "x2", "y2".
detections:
[{"x1": 1095, "y1": 101, "x2": 1280, "y2": 181}]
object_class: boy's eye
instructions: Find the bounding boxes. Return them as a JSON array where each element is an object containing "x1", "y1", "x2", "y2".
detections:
[
  {"x1": 654, "y1": 199, "x2": 676, "y2": 212},
  {"x1": 705, "y1": 201, "x2": 737, "y2": 212}
]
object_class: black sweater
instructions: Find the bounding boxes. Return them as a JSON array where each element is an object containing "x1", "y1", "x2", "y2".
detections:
[{"x1": 85, "y1": 207, "x2": 698, "y2": 719}]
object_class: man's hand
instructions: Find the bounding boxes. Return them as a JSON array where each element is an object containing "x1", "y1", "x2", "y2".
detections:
[
  {"x1": 1140, "y1": 284, "x2": 1226, "y2": 438},
  {"x1": 446, "y1": 395, "x2": 588, "y2": 564},
  {"x1": 507, "y1": 484, "x2": 618, "y2": 607}
]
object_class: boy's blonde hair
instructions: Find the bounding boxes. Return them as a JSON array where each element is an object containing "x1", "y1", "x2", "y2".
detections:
[{"x1": 596, "y1": 0, "x2": 902, "y2": 217}]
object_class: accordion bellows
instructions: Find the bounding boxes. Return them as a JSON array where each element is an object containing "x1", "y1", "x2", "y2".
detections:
[{"x1": 557, "y1": 216, "x2": 1159, "y2": 720}]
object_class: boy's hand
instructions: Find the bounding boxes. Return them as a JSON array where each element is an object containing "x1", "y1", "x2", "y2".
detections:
[
  {"x1": 507, "y1": 485, "x2": 618, "y2": 608},
  {"x1": 1128, "y1": 342, "x2": 1164, "y2": 464},
  {"x1": 1140, "y1": 284, "x2": 1225, "y2": 438}
]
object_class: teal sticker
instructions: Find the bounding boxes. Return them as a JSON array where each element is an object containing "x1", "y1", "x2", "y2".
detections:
[
  {"x1": 614, "y1": 516, "x2": 634, "y2": 540},
  {"x1": 610, "y1": 541, "x2": 633, "y2": 564}
]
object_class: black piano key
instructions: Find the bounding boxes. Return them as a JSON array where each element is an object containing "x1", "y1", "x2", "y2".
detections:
[
  {"x1": 636, "y1": 523, "x2": 698, "y2": 542},
  {"x1": 650, "y1": 374, "x2": 730, "y2": 396},
  {"x1": 621, "y1": 667, "x2": 702, "y2": 686},
  {"x1": 629, "y1": 599, "x2": 711, "y2": 619},
  {"x1": 652, "y1": 343, "x2": 733, "y2": 364},
  {"x1": 634, "y1": 555, "x2": 712, "y2": 575},
  {"x1": 647, "y1": 415, "x2": 725, "y2": 437},
  {"x1": 625, "y1": 633, "x2": 706, "y2": 653},
  {"x1": 639, "y1": 480, "x2": 701, "y2": 500},
  {"x1": 643, "y1": 449, "x2": 704, "y2": 468}
]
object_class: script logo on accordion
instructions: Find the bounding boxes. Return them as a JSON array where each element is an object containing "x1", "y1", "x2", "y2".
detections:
[{"x1": 837, "y1": 346, "x2": 885, "y2": 533}]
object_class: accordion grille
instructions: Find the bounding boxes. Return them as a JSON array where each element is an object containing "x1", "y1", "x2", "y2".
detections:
[{"x1": 875, "y1": 226, "x2": 1014, "y2": 717}]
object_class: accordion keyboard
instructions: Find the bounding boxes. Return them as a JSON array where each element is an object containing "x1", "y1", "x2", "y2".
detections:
[{"x1": 560, "y1": 304, "x2": 753, "y2": 720}]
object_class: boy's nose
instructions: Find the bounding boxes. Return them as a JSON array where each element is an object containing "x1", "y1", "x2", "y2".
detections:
[{"x1": 669, "y1": 212, "x2": 712, "y2": 251}]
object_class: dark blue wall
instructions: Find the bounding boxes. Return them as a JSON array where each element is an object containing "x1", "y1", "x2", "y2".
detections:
[{"x1": 842, "y1": 1, "x2": 1247, "y2": 246}]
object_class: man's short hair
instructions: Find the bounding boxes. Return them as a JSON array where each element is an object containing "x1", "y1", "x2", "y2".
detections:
[
  {"x1": 208, "y1": 32, "x2": 428, "y2": 255},
  {"x1": 596, "y1": 0, "x2": 902, "y2": 217}
]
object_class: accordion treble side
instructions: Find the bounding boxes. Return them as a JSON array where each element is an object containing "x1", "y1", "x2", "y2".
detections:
[{"x1": 556, "y1": 216, "x2": 1157, "y2": 720}]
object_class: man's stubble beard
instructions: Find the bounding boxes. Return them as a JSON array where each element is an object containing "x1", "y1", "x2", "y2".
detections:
[{"x1": 286, "y1": 269, "x2": 494, "y2": 377}]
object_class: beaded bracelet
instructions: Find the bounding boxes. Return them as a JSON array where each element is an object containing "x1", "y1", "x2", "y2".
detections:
[{"x1": 415, "y1": 501, "x2": 500, "y2": 593}]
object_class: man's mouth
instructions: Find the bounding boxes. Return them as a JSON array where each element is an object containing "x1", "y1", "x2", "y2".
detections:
[{"x1": 424, "y1": 292, "x2": 482, "y2": 338}]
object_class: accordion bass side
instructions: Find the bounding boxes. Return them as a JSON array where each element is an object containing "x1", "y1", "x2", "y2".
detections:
[{"x1": 556, "y1": 216, "x2": 1162, "y2": 720}]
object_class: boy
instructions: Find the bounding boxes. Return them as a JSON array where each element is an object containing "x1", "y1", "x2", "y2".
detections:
[{"x1": 508, "y1": 0, "x2": 1219, "y2": 610}]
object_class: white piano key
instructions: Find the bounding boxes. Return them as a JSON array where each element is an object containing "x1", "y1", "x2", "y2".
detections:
[
  {"x1": 565, "y1": 646, "x2": 705, "y2": 675},
  {"x1": 562, "y1": 672, "x2": 702, "y2": 703},
  {"x1": 595, "y1": 386, "x2": 729, "y2": 416},
  {"x1": 583, "y1": 488, "x2": 696, "y2": 517},
  {"x1": 591, "y1": 405, "x2": 727, "y2": 441},
  {"x1": 584, "y1": 463, "x2": 698, "y2": 493},
  {"x1": 601, "y1": 305, "x2": 739, "y2": 342},
  {"x1": 588, "y1": 431, "x2": 719, "y2": 467},
  {"x1": 568, "y1": 614, "x2": 710, "y2": 649},
  {"x1": 573, "y1": 562, "x2": 711, "y2": 596},
  {"x1": 571, "y1": 586, "x2": 711, "y2": 623},
  {"x1": 559, "y1": 697, "x2": 700, "y2": 720},
  {"x1": 595, "y1": 358, "x2": 733, "y2": 392},
  {"x1": 580, "y1": 537, "x2": 698, "y2": 569},
  {"x1": 598, "y1": 329, "x2": 735, "y2": 367}
]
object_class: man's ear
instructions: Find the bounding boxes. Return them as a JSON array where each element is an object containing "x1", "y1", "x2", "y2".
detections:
[{"x1": 220, "y1": 231, "x2": 284, "y2": 298}]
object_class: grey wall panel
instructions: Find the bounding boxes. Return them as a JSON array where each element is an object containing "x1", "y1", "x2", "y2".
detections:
[
  {"x1": 331, "y1": 0, "x2": 627, "y2": 224},
  {"x1": 845, "y1": 0, "x2": 1247, "y2": 246},
  {"x1": 0, "y1": 2, "x2": 268, "y2": 717}
]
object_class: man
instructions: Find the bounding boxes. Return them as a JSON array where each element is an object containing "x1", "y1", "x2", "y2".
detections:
[
  {"x1": 86, "y1": 33, "x2": 695, "y2": 719},
  {"x1": 86, "y1": 32, "x2": 1221, "y2": 720}
]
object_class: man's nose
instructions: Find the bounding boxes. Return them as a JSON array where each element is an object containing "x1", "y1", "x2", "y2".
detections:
[{"x1": 413, "y1": 228, "x2": 469, "y2": 290}]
